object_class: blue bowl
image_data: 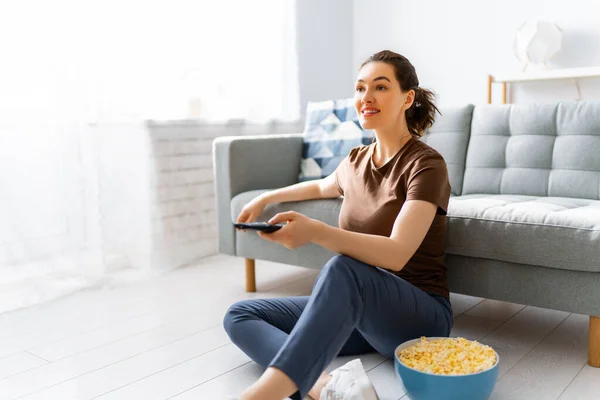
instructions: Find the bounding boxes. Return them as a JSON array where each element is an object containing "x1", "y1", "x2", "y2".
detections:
[{"x1": 394, "y1": 337, "x2": 499, "y2": 400}]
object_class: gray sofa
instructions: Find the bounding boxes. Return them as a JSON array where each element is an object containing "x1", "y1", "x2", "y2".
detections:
[{"x1": 213, "y1": 101, "x2": 600, "y2": 367}]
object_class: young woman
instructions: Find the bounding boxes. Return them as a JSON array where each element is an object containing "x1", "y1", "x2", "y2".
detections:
[{"x1": 224, "y1": 50, "x2": 453, "y2": 400}]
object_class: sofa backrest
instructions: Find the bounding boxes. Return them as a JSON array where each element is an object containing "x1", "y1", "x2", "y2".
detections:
[
  {"x1": 421, "y1": 104, "x2": 474, "y2": 196},
  {"x1": 462, "y1": 101, "x2": 600, "y2": 199}
]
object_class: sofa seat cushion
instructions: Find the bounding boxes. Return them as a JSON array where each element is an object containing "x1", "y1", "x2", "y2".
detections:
[{"x1": 447, "y1": 195, "x2": 600, "y2": 273}]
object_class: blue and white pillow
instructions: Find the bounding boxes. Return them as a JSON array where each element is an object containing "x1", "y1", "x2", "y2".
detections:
[{"x1": 298, "y1": 98, "x2": 374, "y2": 181}]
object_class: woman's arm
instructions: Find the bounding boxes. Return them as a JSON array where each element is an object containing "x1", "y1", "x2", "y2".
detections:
[
  {"x1": 311, "y1": 200, "x2": 438, "y2": 272},
  {"x1": 237, "y1": 173, "x2": 341, "y2": 225}
]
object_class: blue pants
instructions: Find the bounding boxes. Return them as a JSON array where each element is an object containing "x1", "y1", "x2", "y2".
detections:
[{"x1": 223, "y1": 255, "x2": 453, "y2": 400}]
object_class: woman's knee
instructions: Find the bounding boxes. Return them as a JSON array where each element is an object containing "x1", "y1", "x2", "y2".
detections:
[
  {"x1": 317, "y1": 254, "x2": 367, "y2": 288},
  {"x1": 325, "y1": 254, "x2": 354, "y2": 270},
  {"x1": 322, "y1": 255, "x2": 367, "y2": 278},
  {"x1": 223, "y1": 300, "x2": 254, "y2": 339}
]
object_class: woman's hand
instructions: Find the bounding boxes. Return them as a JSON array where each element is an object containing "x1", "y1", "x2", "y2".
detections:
[
  {"x1": 257, "y1": 211, "x2": 320, "y2": 250},
  {"x1": 236, "y1": 196, "x2": 267, "y2": 231}
]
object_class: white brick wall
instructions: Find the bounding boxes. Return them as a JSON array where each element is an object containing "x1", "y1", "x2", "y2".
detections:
[
  {"x1": 146, "y1": 119, "x2": 303, "y2": 267},
  {"x1": 155, "y1": 182, "x2": 214, "y2": 203},
  {"x1": 148, "y1": 126, "x2": 218, "y2": 265}
]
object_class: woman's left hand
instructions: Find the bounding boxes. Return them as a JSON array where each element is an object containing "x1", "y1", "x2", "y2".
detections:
[{"x1": 257, "y1": 211, "x2": 319, "y2": 250}]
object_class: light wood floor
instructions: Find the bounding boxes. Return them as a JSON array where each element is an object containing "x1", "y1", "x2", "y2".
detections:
[{"x1": 0, "y1": 254, "x2": 597, "y2": 399}]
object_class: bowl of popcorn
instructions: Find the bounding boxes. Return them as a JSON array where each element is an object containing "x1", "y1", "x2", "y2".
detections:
[{"x1": 394, "y1": 336, "x2": 499, "y2": 400}]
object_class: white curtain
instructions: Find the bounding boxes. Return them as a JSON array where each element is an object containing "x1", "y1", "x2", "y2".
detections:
[{"x1": 0, "y1": 0, "x2": 299, "y2": 313}]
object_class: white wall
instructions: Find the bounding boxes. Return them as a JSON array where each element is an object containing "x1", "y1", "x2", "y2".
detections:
[
  {"x1": 353, "y1": 0, "x2": 600, "y2": 106},
  {"x1": 296, "y1": 0, "x2": 354, "y2": 115}
]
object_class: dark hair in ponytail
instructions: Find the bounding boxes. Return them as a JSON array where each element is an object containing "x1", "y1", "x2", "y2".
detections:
[{"x1": 360, "y1": 50, "x2": 440, "y2": 138}]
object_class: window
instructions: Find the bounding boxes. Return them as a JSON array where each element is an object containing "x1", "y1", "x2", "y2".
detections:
[{"x1": 0, "y1": 0, "x2": 299, "y2": 123}]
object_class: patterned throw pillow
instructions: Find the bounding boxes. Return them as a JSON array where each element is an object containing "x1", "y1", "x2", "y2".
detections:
[{"x1": 298, "y1": 98, "x2": 374, "y2": 181}]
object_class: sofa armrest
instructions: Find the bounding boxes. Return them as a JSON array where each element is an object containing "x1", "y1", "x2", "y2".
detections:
[{"x1": 212, "y1": 133, "x2": 304, "y2": 255}]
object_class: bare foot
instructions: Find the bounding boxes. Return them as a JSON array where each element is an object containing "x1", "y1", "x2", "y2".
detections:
[{"x1": 308, "y1": 372, "x2": 333, "y2": 400}]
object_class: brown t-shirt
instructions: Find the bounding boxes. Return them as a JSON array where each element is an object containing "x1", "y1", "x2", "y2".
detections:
[{"x1": 334, "y1": 137, "x2": 451, "y2": 299}]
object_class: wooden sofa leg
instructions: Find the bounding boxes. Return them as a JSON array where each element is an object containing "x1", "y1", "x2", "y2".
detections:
[
  {"x1": 590, "y1": 316, "x2": 600, "y2": 367},
  {"x1": 245, "y1": 258, "x2": 256, "y2": 292}
]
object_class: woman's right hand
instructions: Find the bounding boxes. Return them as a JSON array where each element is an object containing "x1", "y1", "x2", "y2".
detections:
[{"x1": 236, "y1": 196, "x2": 267, "y2": 229}]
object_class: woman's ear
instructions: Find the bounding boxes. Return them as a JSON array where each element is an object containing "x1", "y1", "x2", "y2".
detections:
[{"x1": 404, "y1": 89, "x2": 416, "y2": 110}]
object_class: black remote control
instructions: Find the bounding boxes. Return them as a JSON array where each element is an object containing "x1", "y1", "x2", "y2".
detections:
[{"x1": 234, "y1": 222, "x2": 285, "y2": 233}]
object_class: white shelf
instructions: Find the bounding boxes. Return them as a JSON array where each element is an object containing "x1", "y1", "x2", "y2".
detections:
[{"x1": 492, "y1": 66, "x2": 600, "y2": 83}]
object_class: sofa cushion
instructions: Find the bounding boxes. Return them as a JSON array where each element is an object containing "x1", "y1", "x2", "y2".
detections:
[
  {"x1": 420, "y1": 104, "x2": 474, "y2": 196},
  {"x1": 463, "y1": 101, "x2": 600, "y2": 199},
  {"x1": 298, "y1": 98, "x2": 373, "y2": 182},
  {"x1": 447, "y1": 194, "x2": 600, "y2": 273}
]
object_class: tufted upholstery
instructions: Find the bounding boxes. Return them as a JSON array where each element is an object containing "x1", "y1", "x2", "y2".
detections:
[
  {"x1": 462, "y1": 102, "x2": 600, "y2": 199},
  {"x1": 446, "y1": 194, "x2": 600, "y2": 272},
  {"x1": 421, "y1": 105, "x2": 473, "y2": 196}
]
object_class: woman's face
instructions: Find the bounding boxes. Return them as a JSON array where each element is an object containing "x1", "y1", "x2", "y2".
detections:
[{"x1": 354, "y1": 61, "x2": 412, "y2": 130}]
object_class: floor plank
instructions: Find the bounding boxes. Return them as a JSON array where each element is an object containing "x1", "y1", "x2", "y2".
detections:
[
  {"x1": 2, "y1": 261, "x2": 316, "y2": 399},
  {"x1": 367, "y1": 359, "x2": 406, "y2": 400},
  {"x1": 169, "y1": 353, "x2": 386, "y2": 400},
  {"x1": 465, "y1": 299, "x2": 526, "y2": 322},
  {"x1": 168, "y1": 361, "x2": 261, "y2": 400},
  {"x1": 1, "y1": 323, "x2": 229, "y2": 399},
  {"x1": 558, "y1": 365, "x2": 600, "y2": 400},
  {"x1": 0, "y1": 352, "x2": 48, "y2": 380},
  {"x1": 92, "y1": 344, "x2": 250, "y2": 400},
  {"x1": 0, "y1": 255, "x2": 313, "y2": 349},
  {"x1": 26, "y1": 272, "x2": 316, "y2": 363},
  {"x1": 449, "y1": 293, "x2": 484, "y2": 318},
  {"x1": 490, "y1": 314, "x2": 589, "y2": 400},
  {"x1": 450, "y1": 314, "x2": 505, "y2": 341},
  {"x1": 0, "y1": 267, "x2": 314, "y2": 398},
  {"x1": 480, "y1": 306, "x2": 570, "y2": 379},
  {"x1": 0, "y1": 254, "x2": 596, "y2": 400},
  {"x1": 19, "y1": 257, "x2": 315, "y2": 363},
  {"x1": 19, "y1": 326, "x2": 233, "y2": 400}
]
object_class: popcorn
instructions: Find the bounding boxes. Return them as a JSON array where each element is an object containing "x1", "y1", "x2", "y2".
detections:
[{"x1": 397, "y1": 337, "x2": 497, "y2": 375}]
